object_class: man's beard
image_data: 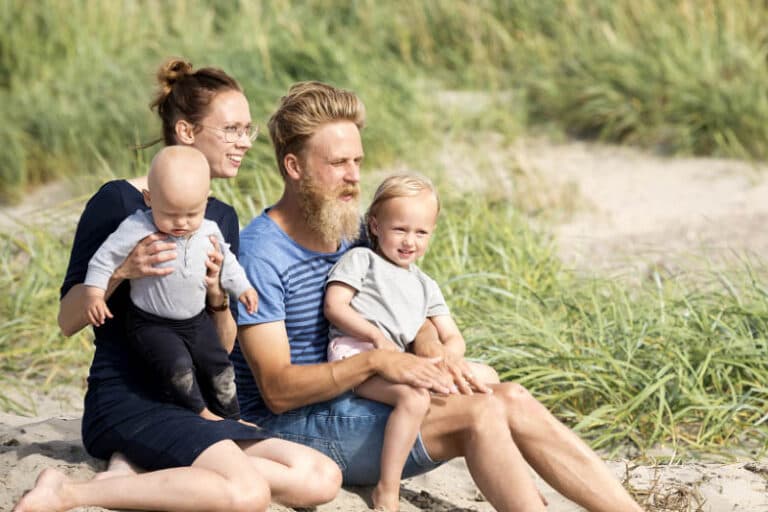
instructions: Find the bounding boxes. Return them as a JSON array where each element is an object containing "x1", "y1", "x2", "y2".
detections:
[{"x1": 298, "y1": 173, "x2": 361, "y2": 246}]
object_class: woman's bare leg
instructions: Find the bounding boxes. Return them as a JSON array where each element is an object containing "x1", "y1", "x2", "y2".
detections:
[
  {"x1": 240, "y1": 437, "x2": 341, "y2": 507},
  {"x1": 13, "y1": 440, "x2": 270, "y2": 512},
  {"x1": 93, "y1": 452, "x2": 142, "y2": 480}
]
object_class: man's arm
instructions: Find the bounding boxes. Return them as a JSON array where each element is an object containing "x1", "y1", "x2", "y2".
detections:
[{"x1": 237, "y1": 321, "x2": 453, "y2": 413}]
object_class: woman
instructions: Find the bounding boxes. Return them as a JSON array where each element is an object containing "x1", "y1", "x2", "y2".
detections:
[{"x1": 14, "y1": 59, "x2": 341, "y2": 512}]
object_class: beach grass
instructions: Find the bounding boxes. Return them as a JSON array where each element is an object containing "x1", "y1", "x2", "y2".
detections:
[{"x1": 3, "y1": 0, "x2": 768, "y2": 201}]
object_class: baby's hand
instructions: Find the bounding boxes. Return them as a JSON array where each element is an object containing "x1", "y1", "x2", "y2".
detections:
[
  {"x1": 239, "y1": 288, "x2": 259, "y2": 314},
  {"x1": 84, "y1": 288, "x2": 113, "y2": 326}
]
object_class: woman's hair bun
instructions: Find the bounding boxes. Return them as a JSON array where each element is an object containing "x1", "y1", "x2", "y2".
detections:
[{"x1": 156, "y1": 58, "x2": 194, "y2": 95}]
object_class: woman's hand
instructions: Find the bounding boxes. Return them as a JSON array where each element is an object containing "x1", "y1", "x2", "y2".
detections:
[
  {"x1": 204, "y1": 236, "x2": 226, "y2": 304},
  {"x1": 115, "y1": 233, "x2": 177, "y2": 280}
]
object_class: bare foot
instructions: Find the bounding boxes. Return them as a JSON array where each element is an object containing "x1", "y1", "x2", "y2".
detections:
[
  {"x1": 238, "y1": 419, "x2": 262, "y2": 429},
  {"x1": 13, "y1": 468, "x2": 70, "y2": 512},
  {"x1": 94, "y1": 452, "x2": 141, "y2": 480},
  {"x1": 372, "y1": 482, "x2": 399, "y2": 512},
  {"x1": 199, "y1": 408, "x2": 224, "y2": 421}
]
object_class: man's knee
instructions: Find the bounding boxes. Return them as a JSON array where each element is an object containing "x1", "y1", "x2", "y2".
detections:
[{"x1": 494, "y1": 382, "x2": 546, "y2": 429}]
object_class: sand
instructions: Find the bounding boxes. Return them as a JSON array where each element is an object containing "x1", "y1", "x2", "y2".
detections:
[{"x1": 4, "y1": 139, "x2": 768, "y2": 511}]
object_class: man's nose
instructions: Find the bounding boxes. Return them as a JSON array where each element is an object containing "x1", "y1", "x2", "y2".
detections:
[{"x1": 345, "y1": 162, "x2": 360, "y2": 183}]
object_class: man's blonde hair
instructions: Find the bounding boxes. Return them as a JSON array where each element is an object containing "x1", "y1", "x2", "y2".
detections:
[
  {"x1": 365, "y1": 173, "x2": 441, "y2": 250},
  {"x1": 267, "y1": 81, "x2": 366, "y2": 178}
]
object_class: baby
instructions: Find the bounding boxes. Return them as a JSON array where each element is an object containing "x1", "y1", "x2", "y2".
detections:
[
  {"x1": 83, "y1": 145, "x2": 258, "y2": 421},
  {"x1": 324, "y1": 173, "x2": 488, "y2": 512}
]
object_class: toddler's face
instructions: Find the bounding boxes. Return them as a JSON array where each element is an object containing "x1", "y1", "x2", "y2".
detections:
[
  {"x1": 371, "y1": 190, "x2": 438, "y2": 268},
  {"x1": 149, "y1": 187, "x2": 208, "y2": 238}
]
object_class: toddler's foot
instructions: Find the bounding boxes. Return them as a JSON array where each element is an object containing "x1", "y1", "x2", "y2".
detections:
[
  {"x1": 13, "y1": 468, "x2": 69, "y2": 512},
  {"x1": 372, "y1": 482, "x2": 400, "y2": 512}
]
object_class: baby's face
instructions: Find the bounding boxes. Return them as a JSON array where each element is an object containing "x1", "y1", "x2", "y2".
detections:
[
  {"x1": 150, "y1": 187, "x2": 208, "y2": 238},
  {"x1": 371, "y1": 190, "x2": 438, "y2": 268}
]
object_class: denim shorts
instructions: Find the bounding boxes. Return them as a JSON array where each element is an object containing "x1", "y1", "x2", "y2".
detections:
[{"x1": 251, "y1": 392, "x2": 442, "y2": 485}]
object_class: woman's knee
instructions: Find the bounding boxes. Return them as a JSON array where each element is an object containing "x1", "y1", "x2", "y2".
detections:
[
  {"x1": 291, "y1": 454, "x2": 342, "y2": 506},
  {"x1": 224, "y1": 480, "x2": 271, "y2": 512}
]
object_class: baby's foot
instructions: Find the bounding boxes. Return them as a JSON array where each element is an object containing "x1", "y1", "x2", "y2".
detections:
[
  {"x1": 13, "y1": 468, "x2": 69, "y2": 512},
  {"x1": 238, "y1": 419, "x2": 262, "y2": 429},
  {"x1": 372, "y1": 482, "x2": 400, "y2": 512},
  {"x1": 94, "y1": 452, "x2": 141, "y2": 480},
  {"x1": 199, "y1": 408, "x2": 224, "y2": 421}
]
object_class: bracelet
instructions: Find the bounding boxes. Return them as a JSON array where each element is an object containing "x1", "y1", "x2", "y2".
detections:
[{"x1": 206, "y1": 295, "x2": 229, "y2": 313}]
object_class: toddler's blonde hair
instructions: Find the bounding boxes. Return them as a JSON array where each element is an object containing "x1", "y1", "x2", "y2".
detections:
[{"x1": 365, "y1": 173, "x2": 440, "y2": 250}]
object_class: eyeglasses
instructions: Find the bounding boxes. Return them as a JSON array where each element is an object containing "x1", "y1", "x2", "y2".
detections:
[{"x1": 200, "y1": 124, "x2": 259, "y2": 143}]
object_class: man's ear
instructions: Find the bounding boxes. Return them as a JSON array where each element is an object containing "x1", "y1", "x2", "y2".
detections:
[
  {"x1": 174, "y1": 120, "x2": 195, "y2": 145},
  {"x1": 142, "y1": 189, "x2": 151, "y2": 207},
  {"x1": 283, "y1": 153, "x2": 302, "y2": 181}
]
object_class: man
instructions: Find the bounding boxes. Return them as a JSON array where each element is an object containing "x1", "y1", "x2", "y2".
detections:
[{"x1": 233, "y1": 81, "x2": 642, "y2": 511}]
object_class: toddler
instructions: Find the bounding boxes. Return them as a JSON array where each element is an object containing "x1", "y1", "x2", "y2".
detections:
[
  {"x1": 324, "y1": 173, "x2": 481, "y2": 511},
  {"x1": 83, "y1": 145, "x2": 258, "y2": 421}
]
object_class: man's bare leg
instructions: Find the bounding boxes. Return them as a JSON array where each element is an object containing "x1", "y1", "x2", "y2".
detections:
[
  {"x1": 420, "y1": 386, "x2": 642, "y2": 512},
  {"x1": 421, "y1": 393, "x2": 546, "y2": 511}
]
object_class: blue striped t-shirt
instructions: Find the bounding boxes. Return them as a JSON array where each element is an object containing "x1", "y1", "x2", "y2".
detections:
[{"x1": 232, "y1": 208, "x2": 353, "y2": 419}]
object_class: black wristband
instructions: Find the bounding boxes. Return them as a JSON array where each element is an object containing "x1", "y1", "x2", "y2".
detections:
[{"x1": 206, "y1": 296, "x2": 229, "y2": 313}]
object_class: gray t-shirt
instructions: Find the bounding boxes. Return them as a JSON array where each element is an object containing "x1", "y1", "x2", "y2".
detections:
[
  {"x1": 326, "y1": 247, "x2": 449, "y2": 350},
  {"x1": 85, "y1": 209, "x2": 252, "y2": 320}
]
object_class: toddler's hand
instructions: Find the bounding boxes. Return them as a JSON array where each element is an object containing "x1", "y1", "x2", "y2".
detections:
[{"x1": 239, "y1": 288, "x2": 259, "y2": 314}]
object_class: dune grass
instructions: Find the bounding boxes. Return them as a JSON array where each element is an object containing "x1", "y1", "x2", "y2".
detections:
[
  {"x1": 2, "y1": 171, "x2": 767, "y2": 456},
  {"x1": 3, "y1": 0, "x2": 768, "y2": 201}
]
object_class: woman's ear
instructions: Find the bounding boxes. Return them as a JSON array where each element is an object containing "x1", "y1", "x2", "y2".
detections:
[
  {"x1": 284, "y1": 153, "x2": 302, "y2": 181},
  {"x1": 175, "y1": 120, "x2": 196, "y2": 145}
]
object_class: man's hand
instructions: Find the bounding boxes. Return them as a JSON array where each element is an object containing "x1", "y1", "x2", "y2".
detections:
[
  {"x1": 372, "y1": 350, "x2": 453, "y2": 394},
  {"x1": 239, "y1": 288, "x2": 259, "y2": 314},
  {"x1": 441, "y1": 351, "x2": 492, "y2": 395}
]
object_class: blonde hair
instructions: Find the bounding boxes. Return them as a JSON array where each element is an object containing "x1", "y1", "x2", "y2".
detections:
[
  {"x1": 365, "y1": 173, "x2": 440, "y2": 250},
  {"x1": 267, "y1": 81, "x2": 366, "y2": 178}
]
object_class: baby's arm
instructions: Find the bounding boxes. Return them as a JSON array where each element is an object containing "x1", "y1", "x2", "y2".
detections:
[
  {"x1": 83, "y1": 286, "x2": 113, "y2": 326},
  {"x1": 430, "y1": 315, "x2": 466, "y2": 358},
  {"x1": 324, "y1": 282, "x2": 397, "y2": 350}
]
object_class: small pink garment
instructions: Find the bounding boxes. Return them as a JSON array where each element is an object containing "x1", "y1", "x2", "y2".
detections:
[{"x1": 327, "y1": 336, "x2": 376, "y2": 362}]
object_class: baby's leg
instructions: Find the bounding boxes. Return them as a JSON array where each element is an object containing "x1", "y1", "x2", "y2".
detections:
[
  {"x1": 188, "y1": 315, "x2": 240, "y2": 420},
  {"x1": 355, "y1": 377, "x2": 431, "y2": 512},
  {"x1": 130, "y1": 320, "x2": 208, "y2": 416}
]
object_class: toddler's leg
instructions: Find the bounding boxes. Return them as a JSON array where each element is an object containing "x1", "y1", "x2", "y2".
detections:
[{"x1": 355, "y1": 377, "x2": 431, "y2": 512}]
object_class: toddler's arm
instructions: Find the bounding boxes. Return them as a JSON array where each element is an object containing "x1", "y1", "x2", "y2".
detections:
[
  {"x1": 83, "y1": 286, "x2": 113, "y2": 326},
  {"x1": 324, "y1": 282, "x2": 397, "y2": 350}
]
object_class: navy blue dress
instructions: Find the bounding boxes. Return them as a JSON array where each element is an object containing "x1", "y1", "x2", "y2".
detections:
[{"x1": 62, "y1": 180, "x2": 268, "y2": 470}]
